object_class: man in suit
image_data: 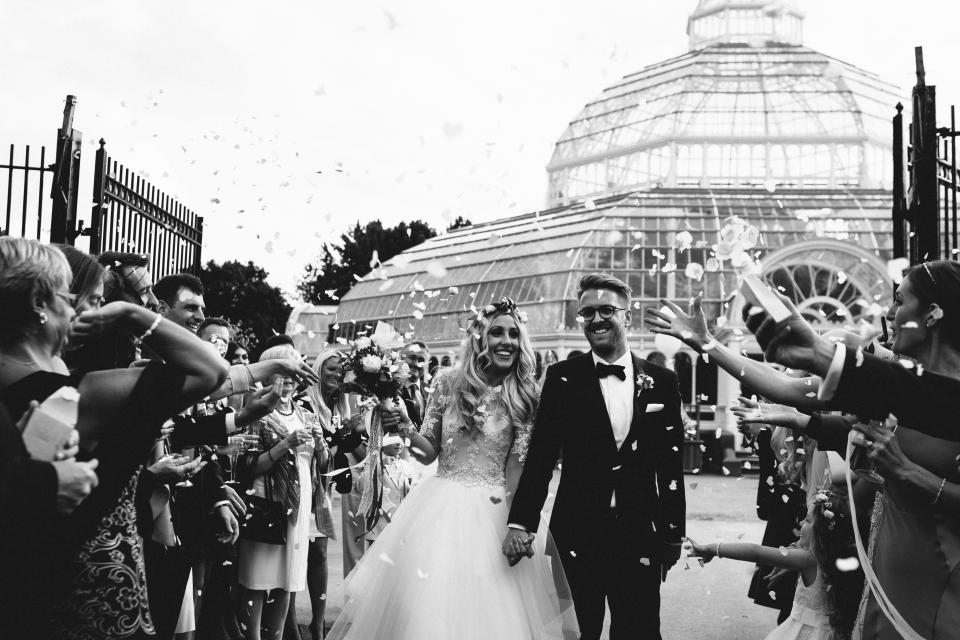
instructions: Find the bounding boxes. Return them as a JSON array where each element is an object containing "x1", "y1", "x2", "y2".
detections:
[
  {"x1": 504, "y1": 272, "x2": 686, "y2": 640},
  {"x1": 399, "y1": 341, "x2": 430, "y2": 427}
]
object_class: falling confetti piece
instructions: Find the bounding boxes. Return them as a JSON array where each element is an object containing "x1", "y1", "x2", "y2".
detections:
[
  {"x1": 639, "y1": 557, "x2": 651, "y2": 566},
  {"x1": 835, "y1": 557, "x2": 860, "y2": 572},
  {"x1": 490, "y1": 496, "x2": 502, "y2": 504},
  {"x1": 379, "y1": 553, "x2": 395, "y2": 565},
  {"x1": 689, "y1": 482, "x2": 698, "y2": 490}
]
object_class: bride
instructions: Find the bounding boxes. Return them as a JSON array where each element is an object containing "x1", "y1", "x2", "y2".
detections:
[{"x1": 327, "y1": 298, "x2": 579, "y2": 639}]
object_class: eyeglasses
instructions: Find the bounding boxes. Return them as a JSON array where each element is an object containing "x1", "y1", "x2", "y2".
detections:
[{"x1": 577, "y1": 305, "x2": 627, "y2": 321}]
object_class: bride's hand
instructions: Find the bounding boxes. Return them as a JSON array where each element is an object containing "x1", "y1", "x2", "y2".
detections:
[{"x1": 644, "y1": 294, "x2": 712, "y2": 351}]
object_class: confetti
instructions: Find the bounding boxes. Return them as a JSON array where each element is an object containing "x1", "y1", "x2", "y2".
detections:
[
  {"x1": 639, "y1": 557, "x2": 651, "y2": 566},
  {"x1": 689, "y1": 482, "x2": 698, "y2": 490},
  {"x1": 490, "y1": 496, "x2": 503, "y2": 504},
  {"x1": 835, "y1": 557, "x2": 860, "y2": 572},
  {"x1": 379, "y1": 553, "x2": 395, "y2": 565}
]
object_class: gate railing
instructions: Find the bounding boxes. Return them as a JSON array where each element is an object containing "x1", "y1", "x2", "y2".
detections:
[
  {"x1": 90, "y1": 140, "x2": 204, "y2": 277},
  {"x1": 1, "y1": 143, "x2": 54, "y2": 240},
  {"x1": 1, "y1": 94, "x2": 203, "y2": 277}
]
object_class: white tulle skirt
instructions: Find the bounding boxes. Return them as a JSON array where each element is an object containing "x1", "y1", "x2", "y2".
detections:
[{"x1": 327, "y1": 475, "x2": 580, "y2": 640}]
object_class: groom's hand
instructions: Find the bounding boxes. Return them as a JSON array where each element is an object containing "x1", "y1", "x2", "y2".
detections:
[{"x1": 502, "y1": 529, "x2": 535, "y2": 564}]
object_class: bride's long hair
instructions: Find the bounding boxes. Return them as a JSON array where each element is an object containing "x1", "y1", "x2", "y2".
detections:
[{"x1": 447, "y1": 298, "x2": 538, "y2": 432}]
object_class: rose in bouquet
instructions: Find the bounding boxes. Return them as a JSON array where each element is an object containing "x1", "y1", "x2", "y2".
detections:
[{"x1": 337, "y1": 337, "x2": 411, "y2": 404}]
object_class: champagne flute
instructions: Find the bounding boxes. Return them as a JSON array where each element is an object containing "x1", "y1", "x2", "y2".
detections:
[{"x1": 850, "y1": 419, "x2": 887, "y2": 485}]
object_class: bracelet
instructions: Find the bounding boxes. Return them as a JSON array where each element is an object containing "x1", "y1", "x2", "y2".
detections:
[
  {"x1": 933, "y1": 477, "x2": 947, "y2": 505},
  {"x1": 134, "y1": 313, "x2": 162, "y2": 345},
  {"x1": 716, "y1": 542, "x2": 722, "y2": 558}
]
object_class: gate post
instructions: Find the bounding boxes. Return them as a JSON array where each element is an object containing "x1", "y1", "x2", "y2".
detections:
[
  {"x1": 892, "y1": 103, "x2": 907, "y2": 259},
  {"x1": 911, "y1": 47, "x2": 940, "y2": 263},
  {"x1": 50, "y1": 94, "x2": 82, "y2": 245},
  {"x1": 193, "y1": 216, "x2": 204, "y2": 275},
  {"x1": 88, "y1": 139, "x2": 108, "y2": 255}
]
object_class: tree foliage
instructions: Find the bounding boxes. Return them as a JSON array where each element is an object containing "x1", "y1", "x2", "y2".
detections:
[
  {"x1": 199, "y1": 260, "x2": 292, "y2": 350},
  {"x1": 298, "y1": 219, "x2": 437, "y2": 304},
  {"x1": 447, "y1": 215, "x2": 473, "y2": 231}
]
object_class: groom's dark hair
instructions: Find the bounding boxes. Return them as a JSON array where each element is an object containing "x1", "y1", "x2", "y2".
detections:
[{"x1": 577, "y1": 273, "x2": 631, "y2": 304}]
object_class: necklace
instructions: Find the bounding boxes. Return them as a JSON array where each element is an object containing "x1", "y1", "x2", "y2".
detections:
[{"x1": 276, "y1": 404, "x2": 295, "y2": 416}]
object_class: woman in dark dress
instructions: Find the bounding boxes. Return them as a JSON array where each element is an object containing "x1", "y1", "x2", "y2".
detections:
[{"x1": 0, "y1": 237, "x2": 228, "y2": 639}]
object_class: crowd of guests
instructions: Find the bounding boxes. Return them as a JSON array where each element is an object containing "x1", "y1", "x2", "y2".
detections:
[
  {"x1": 4, "y1": 231, "x2": 959, "y2": 640},
  {"x1": 647, "y1": 259, "x2": 960, "y2": 640},
  {"x1": 0, "y1": 237, "x2": 439, "y2": 640}
]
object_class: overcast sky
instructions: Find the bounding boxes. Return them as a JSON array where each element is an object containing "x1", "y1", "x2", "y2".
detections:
[{"x1": 3, "y1": 0, "x2": 959, "y2": 297}]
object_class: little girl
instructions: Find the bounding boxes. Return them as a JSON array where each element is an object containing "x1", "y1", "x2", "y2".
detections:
[{"x1": 688, "y1": 490, "x2": 864, "y2": 640}]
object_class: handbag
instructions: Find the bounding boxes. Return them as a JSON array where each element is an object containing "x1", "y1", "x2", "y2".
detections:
[{"x1": 239, "y1": 494, "x2": 287, "y2": 545}]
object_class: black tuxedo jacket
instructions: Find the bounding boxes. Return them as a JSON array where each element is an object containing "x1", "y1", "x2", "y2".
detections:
[{"x1": 509, "y1": 351, "x2": 686, "y2": 559}]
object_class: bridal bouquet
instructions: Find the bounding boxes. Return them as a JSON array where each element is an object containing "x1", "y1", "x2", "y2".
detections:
[{"x1": 338, "y1": 337, "x2": 411, "y2": 402}]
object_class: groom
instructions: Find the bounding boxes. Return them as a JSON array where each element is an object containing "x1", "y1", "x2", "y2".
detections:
[{"x1": 504, "y1": 273, "x2": 686, "y2": 640}]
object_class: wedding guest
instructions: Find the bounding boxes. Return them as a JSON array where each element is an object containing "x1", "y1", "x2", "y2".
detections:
[
  {"x1": 237, "y1": 345, "x2": 333, "y2": 640},
  {"x1": 743, "y1": 259, "x2": 960, "y2": 639},
  {"x1": 537, "y1": 349, "x2": 558, "y2": 388},
  {"x1": 399, "y1": 342, "x2": 430, "y2": 426},
  {"x1": 688, "y1": 489, "x2": 864, "y2": 640},
  {"x1": 0, "y1": 237, "x2": 228, "y2": 640},
  {"x1": 97, "y1": 251, "x2": 159, "y2": 311},
  {"x1": 228, "y1": 341, "x2": 251, "y2": 365}
]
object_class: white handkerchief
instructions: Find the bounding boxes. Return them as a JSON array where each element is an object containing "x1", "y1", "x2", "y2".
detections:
[{"x1": 646, "y1": 403, "x2": 664, "y2": 413}]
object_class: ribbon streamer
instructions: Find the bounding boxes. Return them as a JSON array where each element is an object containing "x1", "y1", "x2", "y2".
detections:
[{"x1": 844, "y1": 432, "x2": 926, "y2": 640}]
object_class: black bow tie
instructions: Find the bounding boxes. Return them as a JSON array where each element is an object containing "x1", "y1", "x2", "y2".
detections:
[{"x1": 596, "y1": 362, "x2": 626, "y2": 381}]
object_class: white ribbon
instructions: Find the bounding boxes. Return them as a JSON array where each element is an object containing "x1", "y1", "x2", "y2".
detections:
[{"x1": 845, "y1": 432, "x2": 926, "y2": 640}]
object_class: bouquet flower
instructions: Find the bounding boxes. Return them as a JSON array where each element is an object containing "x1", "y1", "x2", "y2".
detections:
[{"x1": 337, "y1": 337, "x2": 410, "y2": 402}]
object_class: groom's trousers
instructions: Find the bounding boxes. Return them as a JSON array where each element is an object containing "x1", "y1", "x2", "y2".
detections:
[{"x1": 561, "y1": 508, "x2": 663, "y2": 640}]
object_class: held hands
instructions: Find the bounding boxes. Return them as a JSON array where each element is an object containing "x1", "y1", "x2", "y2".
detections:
[
  {"x1": 644, "y1": 293, "x2": 712, "y2": 351},
  {"x1": 501, "y1": 529, "x2": 536, "y2": 566}
]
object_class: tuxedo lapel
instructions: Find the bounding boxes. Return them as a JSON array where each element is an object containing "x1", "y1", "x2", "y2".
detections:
[{"x1": 579, "y1": 354, "x2": 620, "y2": 457}]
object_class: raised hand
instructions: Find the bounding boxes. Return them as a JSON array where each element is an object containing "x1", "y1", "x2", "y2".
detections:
[
  {"x1": 644, "y1": 293, "x2": 711, "y2": 351},
  {"x1": 731, "y1": 395, "x2": 802, "y2": 432},
  {"x1": 682, "y1": 536, "x2": 717, "y2": 564},
  {"x1": 742, "y1": 294, "x2": 830, "y2": 372},
  {"x1": 272, "y1": 358, "x2": 320, "y2": 389},
  {"x1": 238, "y1": 383, "x2": 283, "y2": 426},
  {"x1": 148, "y1": 454, "x2": 206, "y2": 484}
]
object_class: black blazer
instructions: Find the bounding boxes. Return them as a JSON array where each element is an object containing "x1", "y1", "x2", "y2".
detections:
[
  {"x1": 509, "y1": 352, "x2": 686, "y2": 559},
  {"x1": 399, "y1": 381, "x2": 427, "y2": 428}
]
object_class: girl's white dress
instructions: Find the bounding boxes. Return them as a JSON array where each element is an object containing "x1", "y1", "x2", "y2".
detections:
[
  {"x1": 327, "y1": 379, "x2": 579, "y2": 640},
  {"x1": 766, "y1": 567, "x2": 835, "y2": 640}
]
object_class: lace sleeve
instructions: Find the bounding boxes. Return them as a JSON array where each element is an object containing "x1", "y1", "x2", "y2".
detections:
[
  {"x1": 509, "y1": 419, "x2": 534, "y2": 465},
  {"x1": 418, "y1": 374, "x2": 447, "y2": 449}
]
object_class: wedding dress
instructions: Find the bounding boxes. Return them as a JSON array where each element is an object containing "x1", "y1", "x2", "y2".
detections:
[{"x1": 327, "y1": 377, "x2": 579, "y2": 639}]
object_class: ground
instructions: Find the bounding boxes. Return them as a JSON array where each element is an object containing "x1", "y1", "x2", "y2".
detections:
[{"x1": 295, "y1": 473, "x2": 780, "y2": 639}]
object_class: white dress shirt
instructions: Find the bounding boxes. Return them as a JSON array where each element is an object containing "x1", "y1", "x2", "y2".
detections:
[{"x1": 593, "y1": 351, "x2": 634, "y2": 451}]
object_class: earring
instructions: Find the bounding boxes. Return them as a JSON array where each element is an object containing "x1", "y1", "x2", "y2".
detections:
[{"x1": 38, "y1": 311, "x2": 48, "y2": 325}]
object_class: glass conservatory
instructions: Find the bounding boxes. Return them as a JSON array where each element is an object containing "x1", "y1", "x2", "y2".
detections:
[{"x1": 330, "y1": 0, "x2": 903, "y2": 427}]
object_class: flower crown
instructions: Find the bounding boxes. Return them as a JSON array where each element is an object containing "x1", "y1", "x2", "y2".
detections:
[{"x1": 478, "y1": 297, "x2": 528, "y2": 324}]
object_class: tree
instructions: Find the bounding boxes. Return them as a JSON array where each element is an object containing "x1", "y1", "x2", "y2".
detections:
[
  {"x1": 199, "y1": 260, "x2": 292, "y2": 350},
  {"x1": 447, "y1": 215, "x2": 473, "y2": 232},
  {"x1": 298, "y1": 219, "x2": 437, "y2": 304}
]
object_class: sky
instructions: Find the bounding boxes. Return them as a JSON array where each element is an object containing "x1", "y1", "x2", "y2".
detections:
[{"x1": 3, "y1": 0, "x2": 959, "y2": 298}]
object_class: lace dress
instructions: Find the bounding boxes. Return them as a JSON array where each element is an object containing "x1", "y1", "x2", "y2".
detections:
[
  {"x1": 766, "y1": 567, "x2": 835, "y2": 640},
  {"x1": 327, "y1": 376, "x2": 579, "y2": 640}
]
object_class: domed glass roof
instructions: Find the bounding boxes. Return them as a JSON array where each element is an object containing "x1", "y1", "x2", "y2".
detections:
[{"x1": 546, "y1": 0, "x2": 901, "y2": 205}]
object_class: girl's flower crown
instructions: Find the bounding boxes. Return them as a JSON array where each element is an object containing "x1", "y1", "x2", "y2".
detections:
[{"x1": 478, "y1": 297, "x2": 528, "y2": 324}]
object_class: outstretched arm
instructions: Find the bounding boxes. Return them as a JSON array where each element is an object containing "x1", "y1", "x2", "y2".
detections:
[
  {"x1": 645, "y1": 295, "x2": 826, "y2": 410},
  {"x1": 687, "y1": 537, "x2": 817, "y2": 584}
]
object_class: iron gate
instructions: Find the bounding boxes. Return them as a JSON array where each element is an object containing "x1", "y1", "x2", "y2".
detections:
[{"x1": 0, "y1": 95, "x2": 203, "y2": 276}]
